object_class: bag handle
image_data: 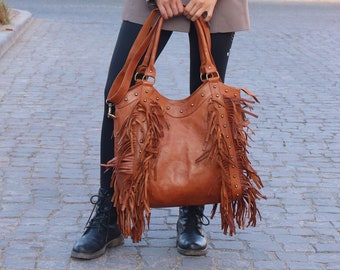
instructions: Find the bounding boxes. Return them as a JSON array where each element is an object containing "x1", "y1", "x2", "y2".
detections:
[
  {"x1": 194, "y1": 18, "x2": 219, "y2": 79},
  {"x1": 139, "y1": 16, "x2": 218, "y2": 83},
  {"x1": 106, "y1": 9, "x2": 161, "y2": 105},
  {"x1": 107, "y1": 10, "x2": 219, "y2": 105}
]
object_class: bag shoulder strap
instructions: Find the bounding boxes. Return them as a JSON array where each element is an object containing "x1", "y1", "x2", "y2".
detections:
[{"x1": 106, "y1": 9, "x2": 160, "y2": 104}]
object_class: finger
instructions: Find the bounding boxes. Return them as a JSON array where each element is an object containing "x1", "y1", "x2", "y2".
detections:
[
  {"x1": 183, "y1": 2, "x2": 194, "y2": 17},
  {"x1": 158, "y1": 5, "x2": 169, "y2": 20},
  {"x1": 173, "y1": 1, "x2": 184, "y2": 16},
  {"x1": 159, "y1": 4, "x2": 174, "y2": 19},
  {"x1": 184, "y1": 5, "x2": 199, "y2": 21},
  {"x1": 189, "y1": 8, "x2": 206, "y2": 21},
  {"x1": 165, "y1": 7, "x2": 174, "y2": 18},
  {"x1": 170, "y1": 4, "x2": 181, "y2": 17},
  {"x1": 175, "y1": 1, "x2": 184, "y2": 15}
]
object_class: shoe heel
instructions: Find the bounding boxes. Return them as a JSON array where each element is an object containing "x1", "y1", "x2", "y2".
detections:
[{"x1": 108, "y1": 235, "x2": 124, "y2": 248}]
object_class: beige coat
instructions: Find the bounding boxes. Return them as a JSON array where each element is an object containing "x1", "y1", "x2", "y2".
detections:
[{"x1": 122, "y1": 0, "x2": 250, "y2": 33}]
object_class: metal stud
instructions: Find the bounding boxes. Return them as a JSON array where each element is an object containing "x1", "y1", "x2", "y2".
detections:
[
  {"x1": 166, "y1": 106, "x2": 170, "y2": 110},
  {"x1": 221, "y1": 114, "x2": 224, "y2": 118},
  {"x1": 201, "y1": 93, "x2": 205, "y2": 97},
  {"x1": 180, "y1": 109, "x2": 183, "y2": 113},
  {"x1": 135, "y1": 93, "x2": 138, "y2": 96},
  {"x1": 124, "y1": 97, "x2": 128, "y2": 101},
  {"x1": 191, "y1": 103, "x2": 194, "y2": 107}
]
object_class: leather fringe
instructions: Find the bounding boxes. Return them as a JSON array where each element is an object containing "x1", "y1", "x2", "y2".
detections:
[
  {"x1": 105, "y1": 101, "x2": 167, "y2": 242},
  {"x1": 198, "y1": 90, "x2": 266, "y2": 236}
]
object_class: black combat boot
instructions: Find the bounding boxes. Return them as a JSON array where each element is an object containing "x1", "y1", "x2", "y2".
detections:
[
  {"x1": 71, "y1": 188, "x2": 124, "y2": 259},
  {"x1": 176, "y1": 206, "x2": 209, "y2": 256}
]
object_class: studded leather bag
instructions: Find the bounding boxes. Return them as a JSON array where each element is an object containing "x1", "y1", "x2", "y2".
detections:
[{"x1": 104, "y1": 10, "x2": 265, "y2": 242}]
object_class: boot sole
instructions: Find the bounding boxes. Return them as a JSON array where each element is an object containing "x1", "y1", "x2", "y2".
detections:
[
  {"x1": 71, "y1": 235, "x2": 124, "y2": 260},
  {"x1": 176, "y1": 242, "x2": 208, "y2": 256}
]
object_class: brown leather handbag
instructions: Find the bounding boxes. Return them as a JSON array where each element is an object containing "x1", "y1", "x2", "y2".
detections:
[{"x1": 104, "y1": 10, "x2": 265, "y2": 242}]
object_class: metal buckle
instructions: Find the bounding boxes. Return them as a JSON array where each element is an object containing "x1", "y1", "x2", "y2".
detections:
[{"x1": 106, "y1": 101, "x2": 116, "y2": 119}]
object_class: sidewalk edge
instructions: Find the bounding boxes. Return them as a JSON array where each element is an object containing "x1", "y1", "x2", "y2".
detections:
[{"x1": 0, "y1": 9, "x2": 33, "y2": 59}]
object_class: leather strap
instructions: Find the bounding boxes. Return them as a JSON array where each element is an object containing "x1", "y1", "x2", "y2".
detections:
[
  {"x1": 107, "y1": 11, "x2": 219, "y2": 104},
  {"x1": 107, "y1": 9, "x2": 160, "y2": 104},
  {"x1": 194, "y1": 18, "x2": 218, "y2": 77},
  {"x1": 141, "y1": 16, "x2": 218, "y2": 80}
]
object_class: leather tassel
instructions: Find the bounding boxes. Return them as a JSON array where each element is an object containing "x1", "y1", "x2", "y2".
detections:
[
  {"x1": 107, "y1": 100, "x2": 167, "y2": 242},
  {"x1": 197, "y1": 88, "x2": 266, "y2": 236}
]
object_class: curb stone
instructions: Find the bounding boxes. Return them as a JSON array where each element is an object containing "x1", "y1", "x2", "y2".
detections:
[{"x1": 0, "y1": 8, "x2": 32, "y2": 59}]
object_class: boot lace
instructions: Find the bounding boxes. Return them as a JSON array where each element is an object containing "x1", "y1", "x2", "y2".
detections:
[
  {"x1": 185, "y1": 207, "x2": 210, "y2": 229},
  {"x1": 84, "y1": 194, "x2": 112, "y2": 230}
]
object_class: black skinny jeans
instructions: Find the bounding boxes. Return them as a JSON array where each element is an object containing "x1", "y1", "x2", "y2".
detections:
[{"x1": 100, "y1": 21, "x2": 235, "y2": 189}]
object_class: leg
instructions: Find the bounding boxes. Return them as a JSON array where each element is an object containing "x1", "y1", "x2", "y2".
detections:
[
  {"x1": 176, "y1": 23, "x2": 236, "y2": 256},
  {"x1": 71, "y1": 21, "x2": 140, "y2": 259},
  {"x1": 71, "y1": 21, "x2": 172, "y2": 259}
]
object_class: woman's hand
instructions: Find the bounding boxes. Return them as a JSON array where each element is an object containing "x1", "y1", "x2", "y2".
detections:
[
  {"x1": 156, "y1": 0, "x2": 185, "y2": 20},
  {"x1": 184, "y1": 0, "x2": 218, "y2": 22}
]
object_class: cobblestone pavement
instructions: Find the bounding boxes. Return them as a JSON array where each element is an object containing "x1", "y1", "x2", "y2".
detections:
[{"x1": 0, "y1": 0, "x2": 339, "y2": 269}]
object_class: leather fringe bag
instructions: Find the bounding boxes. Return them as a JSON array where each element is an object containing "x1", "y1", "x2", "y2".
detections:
[{"x1": 104, "y1": 10, "x2": 266, "y2": 242}]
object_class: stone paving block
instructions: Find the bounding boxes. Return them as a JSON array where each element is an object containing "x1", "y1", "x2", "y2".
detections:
[
  {"x1": 3, "y1": 257, "x2": 37, "y2": 270},
  {"x1": 253, "y1": 260, "x2": 287, "y2": 270},
  {"x1": 285, "y1": 262, "x2": 323, "y2": 270}
]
